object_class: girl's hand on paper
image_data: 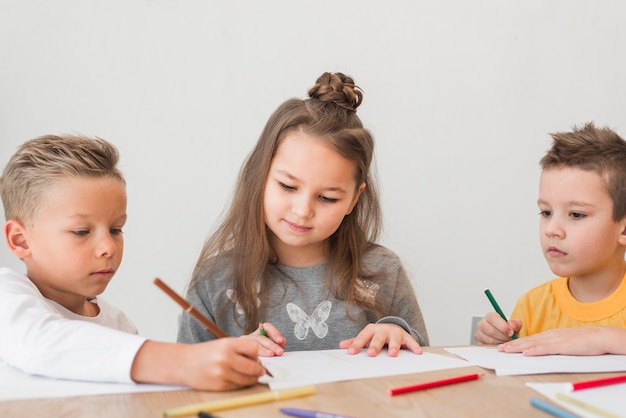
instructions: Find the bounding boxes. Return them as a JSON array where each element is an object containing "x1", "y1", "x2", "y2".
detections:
[
  {"x1": 242, "y1": 322, "x2": 285, "y2": 357},
  {"x1": 498, "y1": 326, "x2": 626, "y2": 356},
  {"x1": 339, "y1": 323, "x2": 422, "y2": 357},
  {"x1": 474, "y1": 312, "x2": 521, "y2": 345}
]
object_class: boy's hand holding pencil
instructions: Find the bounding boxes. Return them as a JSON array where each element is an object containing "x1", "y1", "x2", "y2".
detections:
[
  {"x1": 474, "y1": 289, "x2": 522, "y2": 345},
  {"x1": 153, "y1": 278, "x2": 275, "y2": 377}
]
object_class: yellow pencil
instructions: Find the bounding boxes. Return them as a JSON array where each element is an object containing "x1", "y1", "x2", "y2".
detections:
[
  {"x1": 555, "y1": 392, "x2": 619, "y2": 418},
  {"x1": 163, "y1": 385, "x2": 316, "y2": 417}
]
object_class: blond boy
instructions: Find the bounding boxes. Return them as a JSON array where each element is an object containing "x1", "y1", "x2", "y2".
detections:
[{"x1": 0, "y1": 134, "x2": 264, "y2": 389}]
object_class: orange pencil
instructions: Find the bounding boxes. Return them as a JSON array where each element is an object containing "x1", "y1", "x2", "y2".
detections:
[
  {"x1": 154, "y1": 277, "x2": 228, "y2": 338},
  {"x1": 153, "y1": 277, "x2": 273, "y2": 377}
]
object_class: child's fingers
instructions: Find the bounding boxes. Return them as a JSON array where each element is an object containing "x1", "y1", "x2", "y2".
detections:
[
  {"x1": 341, "y1": 324, "x2": 420, "y2": 357},
  {"x1": 346, "y1": 336, "x2": 371, "y2": 354},
  {"x1": 485, "y1": 312, "x2": 509, "y2": 331},
  {"x1": 342, "y1": 327, "x2": 376, "y2": 354},
  {"x1": 385, "y1": 336, "x2": 401, "y2": 357},
  {"x1": 338, "y1": 337, "x2": 356, "y2": 349},
  {"x1": 400, "y1": 335, "x2": 423, "y2": 355},
  {"x1": 509, "y1": 319, "x2": 522, "y2": 334},
  {"x1": 475, "y1": 328, "x2": 504, "y2": 345},
  {"x1": 476, "y1": 313, "x2": 515, "y2": 344},
  {"x1": 365, "y1": 334, "x2": 387, "y2": 357},
  {"x1": 241, "y1": 334, "x2": 284, "y2": 357},
  {"x1": 259, "y1": 322, "x2": 286, "y2": 347},
  {"x1": 381, "y1": 330, "x2": 422, "y2": 357}
]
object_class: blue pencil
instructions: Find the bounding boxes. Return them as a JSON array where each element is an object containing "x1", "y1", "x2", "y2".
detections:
[{"x1": 530, "y1": 397, "x2": 579, "y2": 418}]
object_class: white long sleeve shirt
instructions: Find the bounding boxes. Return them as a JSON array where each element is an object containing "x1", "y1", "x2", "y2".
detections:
[{"x1": 0, "y1": 267, "x2": 146, "y2": 383}]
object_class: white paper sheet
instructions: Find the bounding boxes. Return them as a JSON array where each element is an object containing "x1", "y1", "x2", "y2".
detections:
[
  {"x1": 259, "y1": 349, "x2": 473, "y2": 390},
  {"x1": 527, "y1": 381, "x2": 626, "y2": 418},
  {"x1": 0, "y1": 363, "x2": 188, "y2": 401},
  {"x1": 445, "y1": 346, "x2": 626, "y2": 376}
]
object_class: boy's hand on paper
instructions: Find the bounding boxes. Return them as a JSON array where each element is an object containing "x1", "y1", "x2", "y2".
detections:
[
  {"x1": 339, "y1": 323, "x2": 423, "y2": 357},
  {"x1": 498, "y1": 326, "x2": 624, "y2": 356},
  {"x1": 242, "y1": 322, "x2": 285, "y2": 357},
  {"x1": 474, "y1": 312, "x2": 521, "y2": 345}
]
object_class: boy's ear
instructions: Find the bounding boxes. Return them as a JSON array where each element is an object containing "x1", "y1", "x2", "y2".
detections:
[
  {"x1": 619, "y1": 219, "x2": 626, "y2": 247},
  {"x1": 4, "y1": 220, "x2": 31, "y2": 259}
]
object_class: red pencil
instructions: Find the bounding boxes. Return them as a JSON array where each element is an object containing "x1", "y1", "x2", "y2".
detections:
[
  {"x1": 569, "y1": 373, "x2": 626, "y2": 391},
  {"x1": 388, "y1": 373, "x2": 483, "y2": 396}
]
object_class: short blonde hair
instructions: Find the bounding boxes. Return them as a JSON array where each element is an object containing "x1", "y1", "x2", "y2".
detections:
[{"x1": 0, "y1": 134, "x2": 124, "y2": 223}]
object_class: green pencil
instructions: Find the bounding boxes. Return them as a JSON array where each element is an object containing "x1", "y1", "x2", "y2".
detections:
[{"x1": 483, "y1": 288, "x2": 518, "y2": 340}]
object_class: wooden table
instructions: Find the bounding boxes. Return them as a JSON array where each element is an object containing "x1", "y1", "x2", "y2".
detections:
[{"x1": 0, "y1": 347, "x2": 618, "y2": 418}]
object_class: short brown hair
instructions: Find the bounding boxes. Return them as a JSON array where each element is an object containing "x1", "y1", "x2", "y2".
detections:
[
  {"x1": 540, "y1": 122, "x2": 626, "y2": 221},
  {"x1": 0, "y1": 134, "x2": 124, "y2": 223}
]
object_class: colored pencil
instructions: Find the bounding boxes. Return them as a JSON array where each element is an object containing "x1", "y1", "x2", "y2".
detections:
[
  {"x1": 153, "y1": 277, "x2": 272, "y2": 377},
  {"x1": 154, "y1": 277, "x2": 227, "y2": 338},
  {"x1": 163, "y1": 385, "x2": 316, "y2": 417},
  {"x1": 280, "y1": 407, "x2": 354, "y2": 418},
  {"x1": 530, "y1": 397, "x2": 579, "y2": 418},
  {"x1": 484, "y1": 288, "x2": 518, "y2": 339},
  {"x1": 569, "y1": 373, "x2": 626, "y2": 391},
  {"x1": 556, "y1": 393, "x2": 619, "y2": 418},
  {"x1": 388, "y1": 372, "x2": 482, "y2": 396}
]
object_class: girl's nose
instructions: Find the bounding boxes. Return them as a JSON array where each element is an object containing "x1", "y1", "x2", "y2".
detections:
[{"x1": 292, "y1": 195, "x2": 314, "y2": 218}]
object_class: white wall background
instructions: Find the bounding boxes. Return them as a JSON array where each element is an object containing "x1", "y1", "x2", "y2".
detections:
[{"x1": 1, "y1": 0, "x2": 625, "y2": 346}]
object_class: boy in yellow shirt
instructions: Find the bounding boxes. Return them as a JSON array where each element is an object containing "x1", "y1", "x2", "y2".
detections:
[{"x1": 475, "y1": 123, "x2": 626, "y2": 355}]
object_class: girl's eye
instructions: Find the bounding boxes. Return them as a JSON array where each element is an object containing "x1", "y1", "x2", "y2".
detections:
[
  {"x1": 279, "y1": 182, "x2": 296, "y2": 191},
  {"x1": 570, "y1": 212, "x2": 586, "y2": 219},
  {"x1": 319, "y1": 195, "x2": 339, "y2": 203},
  {"x1": 111, "y1": 228, "x2": 124, "y2": 235},
  {"x1": 539, "y1": 210, "x2": 551, "y2": 217},
  {"x1": 73, "y1": 230, "x2": 89, "y2": 236}
]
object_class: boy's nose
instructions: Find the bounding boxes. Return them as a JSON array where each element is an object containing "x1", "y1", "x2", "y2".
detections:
[
  {"x1": 544, "y1": 218, "x2": 565, "y2": 238},
  {"x1": 97, "y1": 234, "x2": 117, "y2": 257}
]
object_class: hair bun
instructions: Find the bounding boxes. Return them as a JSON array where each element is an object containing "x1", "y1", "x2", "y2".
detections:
[{"x1": 308, "y1": 72, "x2": 363, "y2": 111}]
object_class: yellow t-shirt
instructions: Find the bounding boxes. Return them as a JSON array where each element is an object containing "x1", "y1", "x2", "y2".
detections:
[{"x1": 510, "y1": 273, "x2": 626, "y2": 337}]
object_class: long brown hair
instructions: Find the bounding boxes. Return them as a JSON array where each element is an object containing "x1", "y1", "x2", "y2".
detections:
[{"x1": 192, "y1": 72, "x2": 382, "y2": 332}]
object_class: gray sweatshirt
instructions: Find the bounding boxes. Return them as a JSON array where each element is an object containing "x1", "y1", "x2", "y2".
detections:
[{"x1": 177, "y1": 245, "x2": 428, "y2": 350}]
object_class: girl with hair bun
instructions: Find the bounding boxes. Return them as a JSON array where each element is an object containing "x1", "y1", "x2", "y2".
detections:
[{"x1": 178, "y1": 72, "x2": 429, "y2": 358}]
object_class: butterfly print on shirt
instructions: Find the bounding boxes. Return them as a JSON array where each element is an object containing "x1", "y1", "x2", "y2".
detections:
[{"x1": 286, "y1": 301, "x2": 331, "y2": 340}]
